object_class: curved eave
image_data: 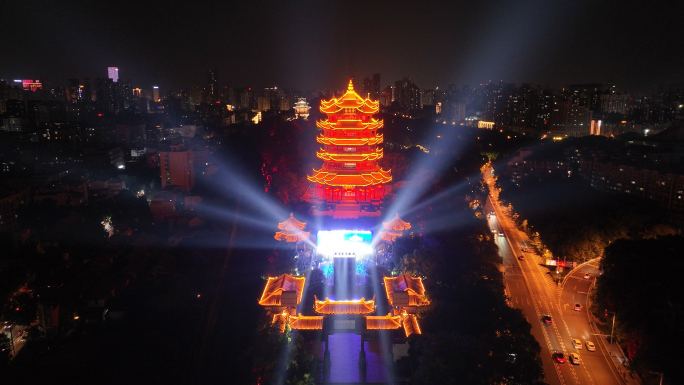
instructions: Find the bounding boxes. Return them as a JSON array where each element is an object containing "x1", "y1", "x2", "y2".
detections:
[
  {"x1": 277, "y1": 214, "x2": 306, "y2": 231},
  {"x1": 316, "y1": 149, "x2": 384, "y2": 162},
  {"x1": 317, "y1": 119, "x2": 383, "y2": 131},
  {"x1": 320, "y1": 102, "x2": 379, "y2": 115},
  {"x1": 320, "y1": 95, "x2": 379, "y2": 115},
  {"x1": 307, "y1": 169, "x2": 392, "y2": 187},
  {"x1": 383, "y1": 215, "x2": 412, "y2": 232},
  {"x1": 313, "y1": 296, "x2": 376, "y2": 315},
  {"x1": 316, "y1": 134, "x2": 384, "y2": 146},
  {"x1": 274, "y1": 230, "x2": 310, "y2": 242}
]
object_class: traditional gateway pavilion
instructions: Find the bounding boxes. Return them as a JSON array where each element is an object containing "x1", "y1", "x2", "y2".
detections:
[
  {"x1": 258, "y1": 215, "x2": 426, "y2": 382},
  {"x1": 258, "y1": 272, "x2": 428, "y2": 383},
  {"x1": 303, "y1": 79, "x2": 392, "y2": 219},
  {"x1": 258, "y1": 273, "x2": 427, "y2": 337}
]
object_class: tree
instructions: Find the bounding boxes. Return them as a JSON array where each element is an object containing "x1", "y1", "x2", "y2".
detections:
[
  {"x1": 0, "y1": 333, "x2": 10, "y2": 369},
  {"x1": 593, "y1": 236, "x2": 684, "y2": 382}
]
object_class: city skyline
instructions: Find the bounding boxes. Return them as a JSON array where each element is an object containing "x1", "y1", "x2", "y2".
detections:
[{"x1": 2, "y1": 0, "x2": 683, "y2": 93}]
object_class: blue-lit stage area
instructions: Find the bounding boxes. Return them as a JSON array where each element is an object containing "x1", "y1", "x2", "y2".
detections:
[{"x1": 309, "y1": 229, "x2": 394, "y2": 384}]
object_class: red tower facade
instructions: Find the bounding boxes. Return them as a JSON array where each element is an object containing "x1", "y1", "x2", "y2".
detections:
[{"x1": 306, "y1": 80, "x2": 391, "y2": 216}]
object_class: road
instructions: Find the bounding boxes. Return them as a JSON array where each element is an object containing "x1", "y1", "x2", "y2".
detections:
[
  {"x1": 2, "y1": 325, "x2": 28, "y2": 359},
  {"x1": 486, "y1": 175, "x2": 625, "y2": 385}
]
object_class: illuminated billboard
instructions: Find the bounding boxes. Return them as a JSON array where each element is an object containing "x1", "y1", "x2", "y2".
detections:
[
  {"x1": 316, "y1": 230, "x2": 373, "y2": 257},
  {"x1": 19, "y1": 79, "x2": 42, "y2": 91}
]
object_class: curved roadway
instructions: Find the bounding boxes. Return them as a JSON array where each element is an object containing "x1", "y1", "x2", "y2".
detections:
[{"x1": 486, "y1": 177, "x2": 624, "y2": 385}]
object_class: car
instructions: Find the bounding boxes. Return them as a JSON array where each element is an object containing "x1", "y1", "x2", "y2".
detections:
[
  {"x1": 490, "y1": 211, "x2": 495, "y2": 215},
  {"x1": 487, "y1": 214, "x2": 491, "y2": 219},
  {"x1": 583, "y1": 273, "x2": 591, "y2": 279},
  {"x1": 498, "y1": 232, "x2": 504, "y2": 237},
  {"x1": 553, "y1": 352, "x2": 566, "y2": 363},
  {"x1": 541, "y1": 315, "x2": 553, "y2": 324},
  {"x1": 491, "y1": 228, "x2": 497, "y2": 233},
  {"x1": 585, "y1": 341, "x2": 595, "y2": 351},
  {"x1": 518, "y1": 255, "x2": 525, "y2": 261},
  {"x1": 572, "y1": 338, "x2": 582, "y2": 349},
  {"x1": 574, "y1": 303, "x2": 582, "y2": 311},
  {"x1": 569, "y1": 352, "x2": 581, "y2": 365}
]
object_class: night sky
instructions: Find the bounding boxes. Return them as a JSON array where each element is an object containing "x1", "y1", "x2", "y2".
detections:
[{"x1": 2, "y1": 0, "x2": 682, "y2": 93}]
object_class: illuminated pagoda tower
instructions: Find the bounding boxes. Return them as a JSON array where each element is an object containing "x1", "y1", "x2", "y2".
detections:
[
  {"x1": 293, "y1": 98, "x2": 311, "y2": 120},
  {"x1": 305, "y1": 80, "x2": 391, "y2": 218}
]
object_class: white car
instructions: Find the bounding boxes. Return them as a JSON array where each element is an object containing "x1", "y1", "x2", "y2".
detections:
[
  {"x1": 572, "y1": 339, "x2": 582, "y2": 349},
  {"x1": 569, "y1": 352, "x2": 581, "y2": 365},
  {"x1": 585, "y1": 341, "x2": 595, "y2": 351}
]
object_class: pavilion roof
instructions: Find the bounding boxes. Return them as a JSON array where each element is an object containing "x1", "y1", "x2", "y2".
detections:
[
  {"x1": 383, "y1": 213, "x2": 411, "y2": 231},
  {"x1": 316, "y1": 134, "x2": 384, "y2": 147},
  {"x1": 384, "y1": 274, "x2": 429, "y2": 307},
  {"x1": 277, "y1": 213, "x2": 306, "y2": 231},
  {"x1": 258, "y1": 274, "x2": 306, "y2": 307},
  {"x1": 316, "y1": 148, "x2": 384, "y2": 163},
  {"x1": 317, "y1": 118, "x2": 383, "y2": 131},
  {"x1": 379, "y1": 230, "x2": 403, "y2": 242},
  {"x1": 319, "y1": 80, "x2": 379, "y2": 115},
  {"x1": 289, "y1": 315, "x2": 324, "y2": 330},
  {"x1": 313, "y1": 295, "x2": 376, "y2": 315},
  {"x1": 401, "y1": 313, "x2": 422, "y2": 337},
  {"x1": 307, "y1": 169, "x2": 391, "y2": 187},
  {"x1": 274, "y1": 230, "x2": 310, "y2": 243},
  {"x1": 366, "y1": 313, "x2": 402, "y2": 330}
]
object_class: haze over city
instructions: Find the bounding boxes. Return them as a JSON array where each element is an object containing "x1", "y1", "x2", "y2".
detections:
[
  {"x1": 2, "y1": 0, "x2": 683, "y2": 92},
  {"x1": 2, "y1": 2, "x2": 684, "y2": 385}
]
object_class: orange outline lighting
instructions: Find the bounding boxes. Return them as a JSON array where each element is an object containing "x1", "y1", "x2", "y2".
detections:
[
  {"x1": 258, "y1": 274, "x2": 306, "y2": 306},
  {"x1": 307, "y1": 79, "x2": 391, "y2": 195},
  {"x1": 313, "y1": 295, "x2": 376, "y2": 315}
]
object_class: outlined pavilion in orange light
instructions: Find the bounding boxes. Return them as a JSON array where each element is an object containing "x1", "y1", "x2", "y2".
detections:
[
  {"x1": 379, "y1": 212, "x2": 411, "y2": 242},
  {"x1": 274, "y1": 213, "x2": 310, "y2": 243},
  {"x1": 258, "y1": 274, "x2": 306, "y2": 308},
  {"x1": 304, "y1": 79, "x2": 391, "y2": 218}
]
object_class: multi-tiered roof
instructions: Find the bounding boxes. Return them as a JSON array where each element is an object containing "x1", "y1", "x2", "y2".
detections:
[{"x1": 308, "y1": 80, "x2": 392, "y2": 188}]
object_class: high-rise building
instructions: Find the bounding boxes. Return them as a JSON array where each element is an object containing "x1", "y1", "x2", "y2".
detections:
[
  {"x1": 95, "y1": 78, "x2": 115, "y2": 112},
  {"x1": 362, "y1": 77, "x2": 371, "y2": 98},
  {"x1": 152, "y1": 86, "x2": 160, "y2": 102},
  {"x1": 108, "y1": 67, "x2": 119, "y2": 83},
  {"x1": 549, "y1": 100, "x2": 592, "y2": 138},
  {"x1": 206, "y1": 70, "x2": 218, "y2": 103},
  {"x1": 371, "y1": 73, "x2": 381, "y2": 101},
  {"x1": 68, "y1": 78, "x2": 80, "y2": 103},
  {"x1": 600, "y1": 93, "x2": 629, "y2": 114},
  {"x1": 394, "y1": 77, "x2": 421, "y2": 110},
  {"x1": 305, "y1": 80, "x2": 391, "y2": 217},
  {"x1": 82, "y1": 77, "x2": 92, "y2": 104},
  {"x1": 159, "y1": 143, "x2": 209, "y2": 192},
  {"x1": 257, "y1": 96, "x2": 270, "y2": 112}
]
